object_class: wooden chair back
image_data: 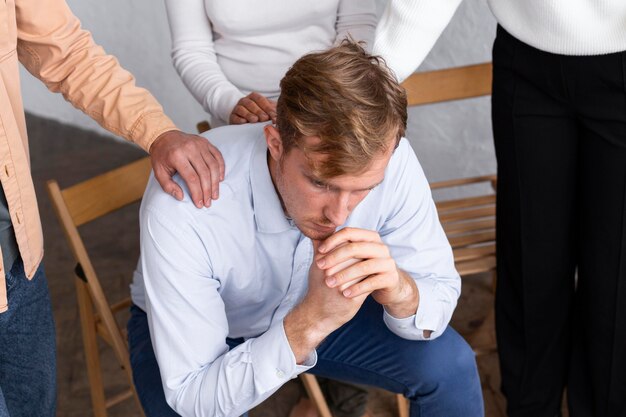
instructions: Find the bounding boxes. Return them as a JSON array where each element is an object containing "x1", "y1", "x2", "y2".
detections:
[
  {"x1": 401, "y1": 62, "x2": 495, "y2": 279},
  {"x1": 432, "y1": 175, "x2": 497, "y2": 280},
  {"x1": 46, "y1": 157, "x2": 152, "y2": 417}
]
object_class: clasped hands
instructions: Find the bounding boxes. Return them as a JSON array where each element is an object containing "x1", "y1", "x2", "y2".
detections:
[
  {"x1": 309, "y1": 228, "x2": 419, "y2": 330},
  {"x1": 286, "y1": 227, "x2": 419, "y2": 363},
  {"x1": 316, "y1": 228, "x2": 407, "y2": 304}
]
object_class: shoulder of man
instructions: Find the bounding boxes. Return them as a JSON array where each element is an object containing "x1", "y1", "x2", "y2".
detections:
[
  {"x1": 384, "y1": 137, "x2": 426, "y2": 187},
  {"x1": 201, "y1": 122, "x2": 264, "y2": 163},
  {"x1": 359, "y1": 137, "x2": 431, "y2": 220},
  {"x1": 141, "y1": 123, "x2": 264, "y2": 219}
]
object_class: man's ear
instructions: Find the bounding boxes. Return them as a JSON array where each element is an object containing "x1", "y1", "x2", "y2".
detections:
[{"x1": 264, "y1": 124, "x2": 284, "y2": 162}]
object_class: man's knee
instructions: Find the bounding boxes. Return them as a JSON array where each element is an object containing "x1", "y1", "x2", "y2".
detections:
[
  {"x1": 398, "y1": 330, "x2": 483, "y2": 415},
  {"x1": 403, "y1": 329, "x2": 480, "y2": 397}
]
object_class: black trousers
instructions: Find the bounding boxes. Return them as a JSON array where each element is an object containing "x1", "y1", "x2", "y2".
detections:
[{"x1": 492, "y1": 27, "x2": 626, "y2": 417}]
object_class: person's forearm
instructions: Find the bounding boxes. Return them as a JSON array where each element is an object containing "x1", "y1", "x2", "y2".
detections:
[
  {"x1": 164, "y1": 0, "x2": 244, "y2": 122},
  {"x1": 335, "y1": 0, "x2": 378, "y2": 51},
  {"x1": 383, "y1": 269, "x2": 419, "y2": 318},
  {"x1": 16, "y1": 0, "x2": 176, "y2": 151},
  {"x1": 372, "y1": 0, "x2": 463, "y2": 81},
  {"x1": 283, "y1": 302, "x2": 330, "y2": 364}
]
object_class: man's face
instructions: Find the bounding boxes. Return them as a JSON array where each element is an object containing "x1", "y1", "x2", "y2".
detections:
[{"x1": 265, "y1": 126, "x2": 393, "y2": 241}]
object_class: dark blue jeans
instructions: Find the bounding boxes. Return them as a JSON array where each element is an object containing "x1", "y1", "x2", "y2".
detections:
[
  {"x1": 128, "y1": 297, "x2": 483, "y2": 417},
  {"x1": 0, "y1": 259, "x2": 56, "y2": 417}
]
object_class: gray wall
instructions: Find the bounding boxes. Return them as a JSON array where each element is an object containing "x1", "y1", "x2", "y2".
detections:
[{"x1": 20, "y1": 0, "x2": 497, "y2": 183}]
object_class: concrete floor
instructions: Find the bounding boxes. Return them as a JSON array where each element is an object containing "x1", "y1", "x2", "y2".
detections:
[{"x1": 26, "y1": 113, "x2": 507, "y2": 417}]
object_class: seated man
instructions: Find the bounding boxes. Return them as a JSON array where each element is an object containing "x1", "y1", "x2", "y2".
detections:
[{"x1": 128, "y1": 41, "x2": 484, "y2": 417}]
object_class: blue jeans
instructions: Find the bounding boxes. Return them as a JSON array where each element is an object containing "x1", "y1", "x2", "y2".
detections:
[
  {"x1": 128, "y1": 298, "x2": 483, "y2": 417},
  {"x1": 0, "y1": 259, "x2": 56, "y2": 417}
]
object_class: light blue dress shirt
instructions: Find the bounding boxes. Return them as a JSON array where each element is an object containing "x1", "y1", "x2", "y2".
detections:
[{"x1": 131, "y1": 122, "x2": 460, "y2": 417}]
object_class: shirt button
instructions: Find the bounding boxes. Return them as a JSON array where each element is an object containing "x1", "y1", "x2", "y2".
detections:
[{"x1": 276, "y1": 369, "x2": 285, "y2": 378}]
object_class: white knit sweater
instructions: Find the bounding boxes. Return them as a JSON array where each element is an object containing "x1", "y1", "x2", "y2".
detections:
[
  {"x1": 373, "y1": 0, "x2": 626, "y2": 81},
  {"x1": 165, "y1": 0, "x2": 376, "y2": 125}
]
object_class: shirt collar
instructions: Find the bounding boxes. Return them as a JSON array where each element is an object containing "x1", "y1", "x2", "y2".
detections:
[{"x1": 250, "y1": 133, "x2": 293, "y2": 233}]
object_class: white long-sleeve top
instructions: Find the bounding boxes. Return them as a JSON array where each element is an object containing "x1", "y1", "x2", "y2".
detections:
[
  {"x1": 165, "y1": 0, "x2": 377, "y2": 125},
  {"x1": 373, "y1": 0, "x2": 626, "y2": 82}
]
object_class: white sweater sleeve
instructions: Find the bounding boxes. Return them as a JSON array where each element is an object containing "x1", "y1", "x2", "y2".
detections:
[
  {"x1": 164, "y1": 0, "x2": 245, "y2": 123},
  {"x1": 372, "y1": 0, "x2": 464, "y2": 82},
  {"x1": 335, "y1": 0, "x2": 378, "y2": 52}
]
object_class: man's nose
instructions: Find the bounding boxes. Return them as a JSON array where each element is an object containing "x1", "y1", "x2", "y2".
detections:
[{"x1": 324, "y1": 192, "x2": 351, "y2": 226}]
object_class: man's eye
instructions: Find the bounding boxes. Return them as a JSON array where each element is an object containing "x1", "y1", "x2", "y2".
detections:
[{"x1": 312, "y1": 180, "x2": 326, "y2": 188}]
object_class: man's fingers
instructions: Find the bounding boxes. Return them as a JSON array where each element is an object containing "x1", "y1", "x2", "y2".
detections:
[
  {"x1": 317, "y1": 241, "x2": 387, "y2": 270},
  {"x1": 319, "y1": 227, "x2": 381, "y2": 254},
  {"x1": 326, "y1": 258, "x2": 392, "y2": 289},
  {"x1": 174, "y1": 159, "x2": 205, "y2": 208},
  {"x1": 205, "y1": 142, "x2": 225, "y2": 181},
  {"x1": 341, "y1": 274, "x2": 386, "y2": 298},
  {"x1": 200, "y1": 150, "x2": 222, "y2": 201},
  {"x1": 149, "y1": 131, "x2": 224, "y2": 207},
  {"x1": 186, "y1": 153, "x2": 216, "y2": 207},
  {"x1": 153, "y1": 166, "x2": 184, "y2": 201}
]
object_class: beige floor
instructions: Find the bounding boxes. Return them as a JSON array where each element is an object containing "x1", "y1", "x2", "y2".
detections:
[{"x1": 28, "y1": 113, "x2": 507, "y2": 417}]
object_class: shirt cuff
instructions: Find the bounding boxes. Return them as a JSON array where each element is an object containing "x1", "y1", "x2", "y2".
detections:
[
  {"x1": 209, "y1": 89, "x2": 246, "y2": 125},
  {"x1": 249, "y1": 321, "x2": 316, "y2": 394},
  {"x1": 131, "y1": 111, "x2": 178, "y2": 152},
  {"x1": 414, "y1": 279, "x2": 443, "y2": 331},
  {"x1": 383, "y1": 279, "x2": 444, "y2": 341}
]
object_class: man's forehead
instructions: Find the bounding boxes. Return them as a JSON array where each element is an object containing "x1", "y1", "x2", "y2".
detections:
[
  {"x1": 297, "y1": 134, "x2": 397, "y2": 159},
  {"x1": 295, "y1": 147, "x2": 390, "y2": 189}
]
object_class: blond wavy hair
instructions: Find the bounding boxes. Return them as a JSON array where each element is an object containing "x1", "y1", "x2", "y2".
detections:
[{"x1": 276, "y1": 39, "x2": 407, "y2": 179}]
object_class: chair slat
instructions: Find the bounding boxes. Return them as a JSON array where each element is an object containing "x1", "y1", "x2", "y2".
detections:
[
  {"x1": 449, "y1": 230, "x2": 496, "y2": 248},
  {"x1": 104, "y1": 389, "x2": 134, "y2": 409},
  {"x1": 444, "y1": 218, "x2": 495, "y2": 235},
  {"x1": 110, "y1": 298, "x2": 132, "y2": 314},
  {"x1": 430, "y1": 174, "x2": 497, "y2": 190},
  {"x1": 61, "y1": 157, "x2": 151, "y2": 227},
  {"x1": 456, "y1": 256, "x2": 497, "y2": 276},
  {"x1": 436, "y1": 194, "x2": 495, "y2": 211},
  {"x1": 402, "y1": 63, "x2": 492, "y2": 106},
  {"x1": 453, "y1": 245, "x2": 496, "y2": 262},
  {"x1": 439, "y1": 206, "x2": 495, "y2": 223}
]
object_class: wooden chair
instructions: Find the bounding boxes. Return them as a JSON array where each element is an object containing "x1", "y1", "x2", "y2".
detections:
[
  {"x1": 47, "y1": 157, "x2": 334, "y2": 417},
  {"x1": 395, "y1": 63, "x2": 496, "y2": 417},
  {"x1": 47, "y1": 157, "x2": 151, "y2": 417}
]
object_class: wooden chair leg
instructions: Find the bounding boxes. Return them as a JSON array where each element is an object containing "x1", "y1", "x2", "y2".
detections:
[
  {"x1": 76, "y1": 280, "x2": 107, "y2": 417},
  {"x1": 396, "y1": 394, "x2": 409, "y2": 417},
  {"x1": 299, "y1": 373, "x2": 333, "y2": 417}
]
